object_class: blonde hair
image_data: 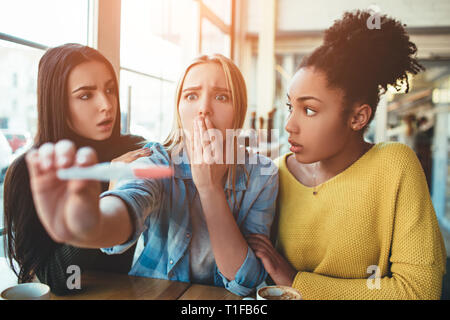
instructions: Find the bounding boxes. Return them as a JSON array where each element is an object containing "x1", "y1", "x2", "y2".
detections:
[{"x1": 163, "y1": 54, "x2": 249, "y2": 208}]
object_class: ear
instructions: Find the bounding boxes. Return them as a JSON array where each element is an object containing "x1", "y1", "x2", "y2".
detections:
[{"x1": 348, "y1": 103, "x2": 372, "y2": 131}]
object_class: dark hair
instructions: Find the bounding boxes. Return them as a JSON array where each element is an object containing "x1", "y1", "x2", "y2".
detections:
[
  {"x1": 35, "y1": 43, "x2": 121, "y2": 146},
  {"x1": 299, "y1": 10, "x2": 424, "y2": 127},
  {"x1": 4, "y1": 43, "x2": 121, "y2": 283}
]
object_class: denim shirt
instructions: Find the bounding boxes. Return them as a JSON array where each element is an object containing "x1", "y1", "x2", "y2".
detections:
[{"x1": 100, "y1": 142, "x2": 279, "y2": 296}]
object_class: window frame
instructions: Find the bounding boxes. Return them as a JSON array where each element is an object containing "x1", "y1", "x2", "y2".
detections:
[
  {"x1": 197, "y1": 0, "x2": 235, "y2": 59},
  {"x1": 0, "y1": 0, "x2": 94, "y2": 237}
]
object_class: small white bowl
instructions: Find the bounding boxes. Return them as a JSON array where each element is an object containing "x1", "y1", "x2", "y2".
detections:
[{"x1": 1, "y1": 283, "x2": 50, "y2": 300}]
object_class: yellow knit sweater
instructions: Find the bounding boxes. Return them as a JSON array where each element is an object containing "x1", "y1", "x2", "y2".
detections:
[{"x1": 275, "y1": 142, "x2": 446, "y2": 300}]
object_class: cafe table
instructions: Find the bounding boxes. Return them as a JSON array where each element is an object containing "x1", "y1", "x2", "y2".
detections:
[{"x1": 51, "y1": 271, "x2": 243, "y2": 300}]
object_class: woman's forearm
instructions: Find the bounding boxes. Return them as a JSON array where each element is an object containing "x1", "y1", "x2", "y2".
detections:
[
  {"x1": 67, "y1": 196, "x2": 133, "y2": 249},
  {"x1": 199, "y1": 187, "x2": 248, "y2": 280}
]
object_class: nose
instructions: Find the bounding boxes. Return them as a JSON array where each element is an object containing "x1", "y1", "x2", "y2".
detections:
[
  {"x1": 98, "y1": 92, "x2": 114, "y2": 113},
  {"x1": 198, "y1": 95, "x2": 213, "y2": 117},
  {"x1": 285, "y1": 112, "x2": 299, "y2": 134}
]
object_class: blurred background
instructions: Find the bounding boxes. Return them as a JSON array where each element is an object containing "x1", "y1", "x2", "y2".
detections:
[{"x1": 0, "y1": 0, "x2": 450, "y2": 262}]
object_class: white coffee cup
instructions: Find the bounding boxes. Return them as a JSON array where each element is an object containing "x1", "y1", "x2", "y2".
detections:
[
  {"x1": 256, "y1": 285, "x2": 301, "y2": 300},
  {"x1": 242, "y1": 285, "x2": 302, "y2": 300},
  {"x1": 1, "y1": 283, "x2": 50, "y2": 300}
]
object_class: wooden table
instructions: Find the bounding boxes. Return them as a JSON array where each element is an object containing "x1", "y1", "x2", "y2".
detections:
[{"x1": 51, "y1": 271, "x2": 242, "y2": 300}]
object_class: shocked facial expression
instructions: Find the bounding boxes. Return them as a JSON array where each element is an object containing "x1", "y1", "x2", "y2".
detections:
[
  {"x1": 67, "y1": 60, "x2": 118, "y2": 141},
  {"x1": 285, "y1": 67, "x2": 354, "y2": 164},
  {"x1": 178, "y1": 62, "x2": 234, "y2": 147}
]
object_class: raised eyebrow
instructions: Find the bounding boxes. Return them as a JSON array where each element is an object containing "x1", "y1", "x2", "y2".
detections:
[
  {"x1": 212, "y1": 86, "x2": 230, "y2": 92},
  {"x1": 105, "y1": 79, "x2": 115, "y2": 86},
  {"x1": 72, "y1": 79, "x2": 115, "y2": 94},
  {"x1": 72, "y1": 85, "x2": 97, "y2": 94},
  {"x1": 182, "y1": 86, "x2": 201, "y2": 92},
  {"x1": 296, "y1": 96, "x2": 323, "y2": 103}
]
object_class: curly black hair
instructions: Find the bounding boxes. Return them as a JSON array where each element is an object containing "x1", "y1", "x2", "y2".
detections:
[{"x1": 299, "y1": 10, "x2": 424, "y2": 126}]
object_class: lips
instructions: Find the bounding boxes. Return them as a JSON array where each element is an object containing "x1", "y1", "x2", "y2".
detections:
[
  {"x1": 97, "y1": 118, "x2": 113, "y2": 127},
  {"x1": 97, "y1": 118, "x2": 114, "y2": 133},
  {"x1": 288, "y1": 138, "x2": 303, "y2": 153}
]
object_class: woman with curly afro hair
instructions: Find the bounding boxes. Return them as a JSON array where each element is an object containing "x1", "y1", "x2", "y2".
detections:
[{"x1": 247, "y1": 10, "x2": 446, "y2": 300}]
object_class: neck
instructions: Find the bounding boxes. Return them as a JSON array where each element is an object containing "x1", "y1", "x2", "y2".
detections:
[
  {"x1": 314, "y1": 135, "x2": 373, "y2": 183},
  {"x1": 65, "y1": 128, "x2": 121, "y2": 163}
]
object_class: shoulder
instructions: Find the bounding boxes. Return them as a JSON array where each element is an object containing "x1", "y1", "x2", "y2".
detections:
[
  {"x1": 119, "y1": 134, "x2": 147, "y2": 149},
  {"x1": 245, "y1": 152, "x2": 279, "y2": 185},
  {"x1": 274, "y1": 153, "x2": 290, "y2": 170},
  {"x1": 3, "y1": 152, "x2": 32, "y2": 203},
  {"x1": 273, "y1": 153, "x2": 293, "y2": 180},
  {"x1": 370, "y1": 142, "x2": 419, "y2": 169},
  {"x1": 361, "y1": 142, "x2": 428, "y2": 187},
  {"x1": 5, "y1": 153, "x2": 28, "y2": 182},
  {"x1": 133, "y1": 141, "x2": 171, "y2": 166}
]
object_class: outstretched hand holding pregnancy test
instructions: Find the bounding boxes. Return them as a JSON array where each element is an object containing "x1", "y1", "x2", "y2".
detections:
[{"x1": 25, "y1": 140, "x2": 172, "y2": 248}]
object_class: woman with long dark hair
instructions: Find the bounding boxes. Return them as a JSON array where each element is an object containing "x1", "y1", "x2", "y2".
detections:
[
  {"x1": 3, "y1": 43, "x2": 149, "y2": 295},
  {"x1": 247, "y1": 10, "x2": 446, "y2": 299}
]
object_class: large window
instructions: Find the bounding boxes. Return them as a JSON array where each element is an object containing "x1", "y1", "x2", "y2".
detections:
[
  {"x1": 0, "y1": 0, "x2": 90, "y2": 236},
  {"x1": 120, "y1": 0, "x2": 234, "y2": 142}
]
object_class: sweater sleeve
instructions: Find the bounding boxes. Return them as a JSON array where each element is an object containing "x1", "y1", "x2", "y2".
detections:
[{"x1": 291, "y1": 145, "x2": 446, "y2": 300}]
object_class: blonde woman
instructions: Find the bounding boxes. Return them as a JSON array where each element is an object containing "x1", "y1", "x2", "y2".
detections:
[{"x1": 25, "y1": 54, "x2": 278, "y2": 296}]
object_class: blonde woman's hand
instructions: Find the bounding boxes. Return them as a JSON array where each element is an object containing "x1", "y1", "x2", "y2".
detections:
[
  {"x1": 190, "y1": 116, "x2": 228, "y2": 194},
  {"x1": 247, "y1": 234, "x2": 297, "y2": 287},
  {"x1": 108, "y1": 147, "x2": 152, "y2": 190}
]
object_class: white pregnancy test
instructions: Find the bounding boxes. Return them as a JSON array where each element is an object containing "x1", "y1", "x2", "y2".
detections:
[{"x1": 57, "y1": 162, "x2": 173, "y2": 181}]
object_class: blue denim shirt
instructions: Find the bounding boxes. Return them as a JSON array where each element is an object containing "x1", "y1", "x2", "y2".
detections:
[{"x1": 100, "y1": 142, "x2": 278, "y2": 296}]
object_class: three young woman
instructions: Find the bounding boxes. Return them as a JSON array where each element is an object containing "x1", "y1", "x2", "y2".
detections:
[
  {"x1": 23, "y1": 54, "x2": 278, "y2": 296},
  {"x1": 6, "y1": 9, "x2": 446, "y2": 300},
  {"x1": 247, "y1": 10, "x2": 446, "y2": 299},
  {"x1": 4, "y1": 44, "x2": 149, "y2": 295}
]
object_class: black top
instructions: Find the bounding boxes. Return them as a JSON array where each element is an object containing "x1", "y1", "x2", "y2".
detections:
[{"x1": 6, "y1": 133, "x2": 146, "y2": 295}]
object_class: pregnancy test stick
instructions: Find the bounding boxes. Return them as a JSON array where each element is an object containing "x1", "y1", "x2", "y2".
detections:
[{"x1": 57, "y1": 162, "x2": 173, "y2": 181}]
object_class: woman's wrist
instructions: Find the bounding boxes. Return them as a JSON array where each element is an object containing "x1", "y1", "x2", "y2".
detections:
[{"x1": 197, "y1": 183, "x2": 223, "y2": 196}]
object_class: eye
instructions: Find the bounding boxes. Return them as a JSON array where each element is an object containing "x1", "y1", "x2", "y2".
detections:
[
  {"x1": 106, "y1": 87, "x2": 116, "y2": 95},
  {"x1": 216, "y1": 94, "x2": 229, "y2": 102},
  {"x1": 305, "y1": 107, "x2": 316, "y2": 116},
  {"x1": 185, "y1": 93, "x2": 198, "y2": 101},
  {"x1": 79, "y1": 93, "x2": 91, "y2": 100},
  {"x1": 286, "y1": 102, "x2": 293, "y2": 113}
]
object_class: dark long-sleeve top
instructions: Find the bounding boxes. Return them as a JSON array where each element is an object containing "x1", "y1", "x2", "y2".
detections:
[{"x1": 5, "y1": 134, "x2": 146, "y2": 295}]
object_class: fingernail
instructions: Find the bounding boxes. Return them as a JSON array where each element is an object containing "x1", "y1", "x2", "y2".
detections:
[
  {"x1": 57, "y1": 156, "x2": 69, "y2": 167},
  {"x1": 42, "y1": 158, "x2": 52, "y2": 170},
  {"x1": 76, "y1": 151, "x2": 89, "y2": 164}
]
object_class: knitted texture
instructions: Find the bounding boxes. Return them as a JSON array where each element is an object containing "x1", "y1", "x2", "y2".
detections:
[{"x1": 275, "y1": 142, "x2": 446, "y2": 300}]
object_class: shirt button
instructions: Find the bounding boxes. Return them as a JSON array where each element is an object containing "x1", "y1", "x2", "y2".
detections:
[
  {"x1": 186, "y1": 233, "x2": 191, "y2": 238},
  {"x1": 169, "y1": 259, "x2": 174, "y2": 264}
]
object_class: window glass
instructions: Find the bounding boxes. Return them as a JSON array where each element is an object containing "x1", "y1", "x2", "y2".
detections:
[
  {"x1": 0, "y1": 0, "x2": 89, "y2": 46},
  {"x1": 201, "y1": 18, "x2": 230, "y2": 57},
  {"x1": 202, "y1": 0, "x2": 231, "y2": 25}
]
